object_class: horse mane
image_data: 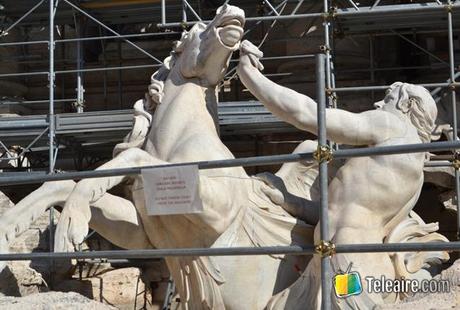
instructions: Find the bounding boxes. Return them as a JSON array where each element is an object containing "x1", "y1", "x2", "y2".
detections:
[{"x1": 147, "y1": 30, "x2": 191, "y2": 109}]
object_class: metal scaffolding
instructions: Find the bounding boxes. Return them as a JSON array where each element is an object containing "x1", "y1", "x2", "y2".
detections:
[{"x1": 0, "y1": 1, "x2": 460, "y2": 309}]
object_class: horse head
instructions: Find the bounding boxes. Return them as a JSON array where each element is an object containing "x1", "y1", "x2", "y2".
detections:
[{"x1": 148, "y1": 4, "x2": 245, "y2": 106}]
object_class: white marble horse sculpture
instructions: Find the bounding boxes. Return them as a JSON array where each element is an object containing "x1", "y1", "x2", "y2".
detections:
[
  {"x1": 0, "y1": 5, "x2": 316, "y2": 309},
  {"x1": 0, "y1": 5, "x2": 450, "y2": 309}
]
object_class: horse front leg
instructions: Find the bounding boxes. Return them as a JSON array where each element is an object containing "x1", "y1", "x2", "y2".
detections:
[
  {"x1": 0, "y1": 180, "x2": 75, "y2": 271},
  {"x1": 55, "y1": 148, "x2": 167, "y2": 252}
]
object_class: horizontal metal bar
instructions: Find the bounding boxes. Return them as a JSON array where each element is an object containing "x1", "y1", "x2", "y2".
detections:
[
  {"x1": 332, "y1": 82, "x2": 460, "y2": 92},
  {"x1": 0, "y1": 71, "x2": 48, "y2": 78},
  {"x1": 335, "y1": 241, "x2": 460, "y2": 253},
  {"x1": 0, "y1": 99, "x2": 76, "y2": 105},
  {"x1": 0, "y1": 64, "x2": 162, "y2": 78},
  {"x1": 158, "y1": 3, "x2": 460, "y2": 28},
  {"x1": 0, "y1": 40, "x2": 49, "y2": 47},
  {"x1": 0, "y1": 31, "x2": 179, "y2": 47},
  {"x1": 333, "y1": 140, "x2": 460, "y2": 159},
  {"x1": 0, "y1": 246, "x2": 316, "y2": 261},
  {"x1": 1, "y1": 241, "x2": 460, "y2": 262},
  {"x1": 1, "y1": 140, "x2": 459, "y2": 186},
  {"x1": 55, "y1": 31, "x2": 181, "y2": 44},
  {"x1": 55, "y1": 64, "x2": 161, "y2": 74}
]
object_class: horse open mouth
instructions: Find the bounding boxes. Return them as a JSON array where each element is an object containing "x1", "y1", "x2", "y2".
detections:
[{"x1": 217, "y1": 17, "x2": 244, "y2": 49}]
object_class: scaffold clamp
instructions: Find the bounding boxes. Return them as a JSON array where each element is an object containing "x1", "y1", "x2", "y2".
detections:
[
  {"x1": 314, "y1": 145, "x2": 333, "y2": 163},
  {"x1": 315, "y1": 240, "x2": 336, "y2": 257},
  {"x1": 452, "y1": 152, "x2": 460, "y2": 170}
]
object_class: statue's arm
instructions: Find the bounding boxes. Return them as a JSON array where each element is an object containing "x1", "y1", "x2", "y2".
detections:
[{"x1": 237, "y1": 41, "x2": 400, "y2": 145}]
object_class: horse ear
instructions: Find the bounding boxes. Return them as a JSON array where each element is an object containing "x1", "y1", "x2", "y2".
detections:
[
  {"x1": 173, "y1": 31, "x2": 188, "y2": 53},
  {"x1": 398, "y1": 97, "x2": 416, "y2": 113}
]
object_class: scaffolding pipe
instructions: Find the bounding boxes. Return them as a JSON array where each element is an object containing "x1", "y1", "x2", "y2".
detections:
[
  {"x1": 0, "y1": 98, "x2": 76, "y2": 105},
  {"x1": 0, "y1": 139, "x2": 459, "y2": 184},
  {"x1": 332, "y1": 82, "x2": 460, "y2": 92},
  {"x1": 0, "y1": 0, "x2": 45, "y2": 36},
  {"x1": 2, "y1": 241, "x2": 460, "y2": 262},
  {"x1": 316, "y1": 53, "x2": 331, "y2": 310},
  {"x1": 157, "y1": 3, "x2": 460, "y2": 28},
  {"x1": 447, "y1": 0, "x2": 460, "y2": 238},
  {"x1": 76, "y1": 16, "x2": 84, "y2": 113},
  {"x1": 323, "y1": 0, "x2": 332, "y2": 108},
  {"x1": 63, "y1": 0, "x2": 163, "y2": 64},
  {"x1": 48, "y1": 0, "x2": 56, "y2": 278},
  {"x1": 0, "y1": 40, "x2": 49, "y2": 47},
  {"x1": 161, "y1": 0, "x2": 166, "y2": 25},
  {"x1": 55, "y1": 31, "x2": 181, "y2": 44}
]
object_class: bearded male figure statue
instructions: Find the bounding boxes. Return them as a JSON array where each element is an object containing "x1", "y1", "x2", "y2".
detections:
[{"x1": 237, "y1": 40, "x2": 443, "y2": 309}]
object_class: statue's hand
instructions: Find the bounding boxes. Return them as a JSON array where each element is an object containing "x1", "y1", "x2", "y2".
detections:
[
  {"x1": 239, "y1": 40, "x2": 264, "y2": 71},
  {"x1": 54, "y1": 192, "x2": 91, "y2": 252}
]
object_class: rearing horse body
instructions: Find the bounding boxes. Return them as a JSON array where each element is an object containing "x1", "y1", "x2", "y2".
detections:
[{"x1": 0, "y1": 5, "x2": 314, "y2": 309}]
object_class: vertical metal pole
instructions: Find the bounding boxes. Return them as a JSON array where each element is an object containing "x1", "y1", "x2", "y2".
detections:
[
  {"x1": 49, "y1": 0, "x2": 55, "y2": 173},
  {"x1": 447, "y1": 1, "x2": 460, "y2": 238},
  {"x1": 323, "y1": 0, "x2": 332, "y2": 108},
  {"x1": 369, "y1": 35, "x2": 375, "y2": 102},
  {"x1": 48, "y1": 0, "x2": 56, "y2": 285},
  {"x1": 316, "y1": 53, "x2": 331, "y2": 310},
  {"x1": 76, "y1": 17, "x2": 84, "y2": 113},
  {"x1": 117, "y1": 40, "x2": 122, "y2": 109},
  {"x1": 161, "y1": 0, "x2": 166, "y2": 25},
  {"x1": 182, "y1": 0, "x2": 187, "y2": 23}
]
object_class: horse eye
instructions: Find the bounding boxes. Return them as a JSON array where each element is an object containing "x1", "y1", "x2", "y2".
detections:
[{"x1": 385, "y1": 89, "x2": 391, "y2": 95}]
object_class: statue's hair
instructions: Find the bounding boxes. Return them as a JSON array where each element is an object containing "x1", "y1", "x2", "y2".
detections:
[{"x1": 393, "y1": 82, "x2": 437, "y2": 143}]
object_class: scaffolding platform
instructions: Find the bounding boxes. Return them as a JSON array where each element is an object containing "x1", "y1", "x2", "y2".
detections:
[{"x1": 0, "y1": 101, "x2": 295, "y2": 149}]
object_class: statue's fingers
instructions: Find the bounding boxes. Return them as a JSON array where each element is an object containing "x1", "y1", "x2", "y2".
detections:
[
  {"x1": 240, "y1": 40, "x2": 264, "y2": 58},
  {"x1": 248, "y1": 54, "x2": 264, "y2": 71},
  {"x1": 241, "y1": 40, "x2": 263, "y2": 57}
]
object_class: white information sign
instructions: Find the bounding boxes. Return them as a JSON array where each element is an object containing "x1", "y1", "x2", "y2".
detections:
[{"x1": 141, "y1": 165, "x2": 203, "y2": 215}]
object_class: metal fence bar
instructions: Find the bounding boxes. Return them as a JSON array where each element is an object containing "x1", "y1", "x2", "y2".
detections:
[
  {"x1": 0, "y1": 139, "x2": 459, "y2": 184},
  {"x1": 2, "y1": 241, "x2": 460, "y2": 262},
  {"x1": 316, "y1": 53, "x2": 331, "y2": 310}
]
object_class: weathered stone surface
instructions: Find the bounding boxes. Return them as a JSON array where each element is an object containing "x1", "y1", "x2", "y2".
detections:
[
  {"x1": 0, "y1": 191, "x2": 49, "y2": 296},
  {"x1": 56, "y1": 267, "x2": 154, "y2": 310},
  {"x1": 377, "y1": 259, "x2": 460, "y2": 309},
  {"x1": 0, "y1": 291, "x2": 115, "y2": 309}
]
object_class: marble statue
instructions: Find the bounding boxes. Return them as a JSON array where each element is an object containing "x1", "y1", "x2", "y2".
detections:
[
  {"x1": 237, "y1": 39, "x2": 449, "y2": 309},
  {"x1": 0, "y1": 5, "x2": 314, "y2": 309},
  {"x1": 0, "y1": 5, "x2": 450, "y2": 309}
]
